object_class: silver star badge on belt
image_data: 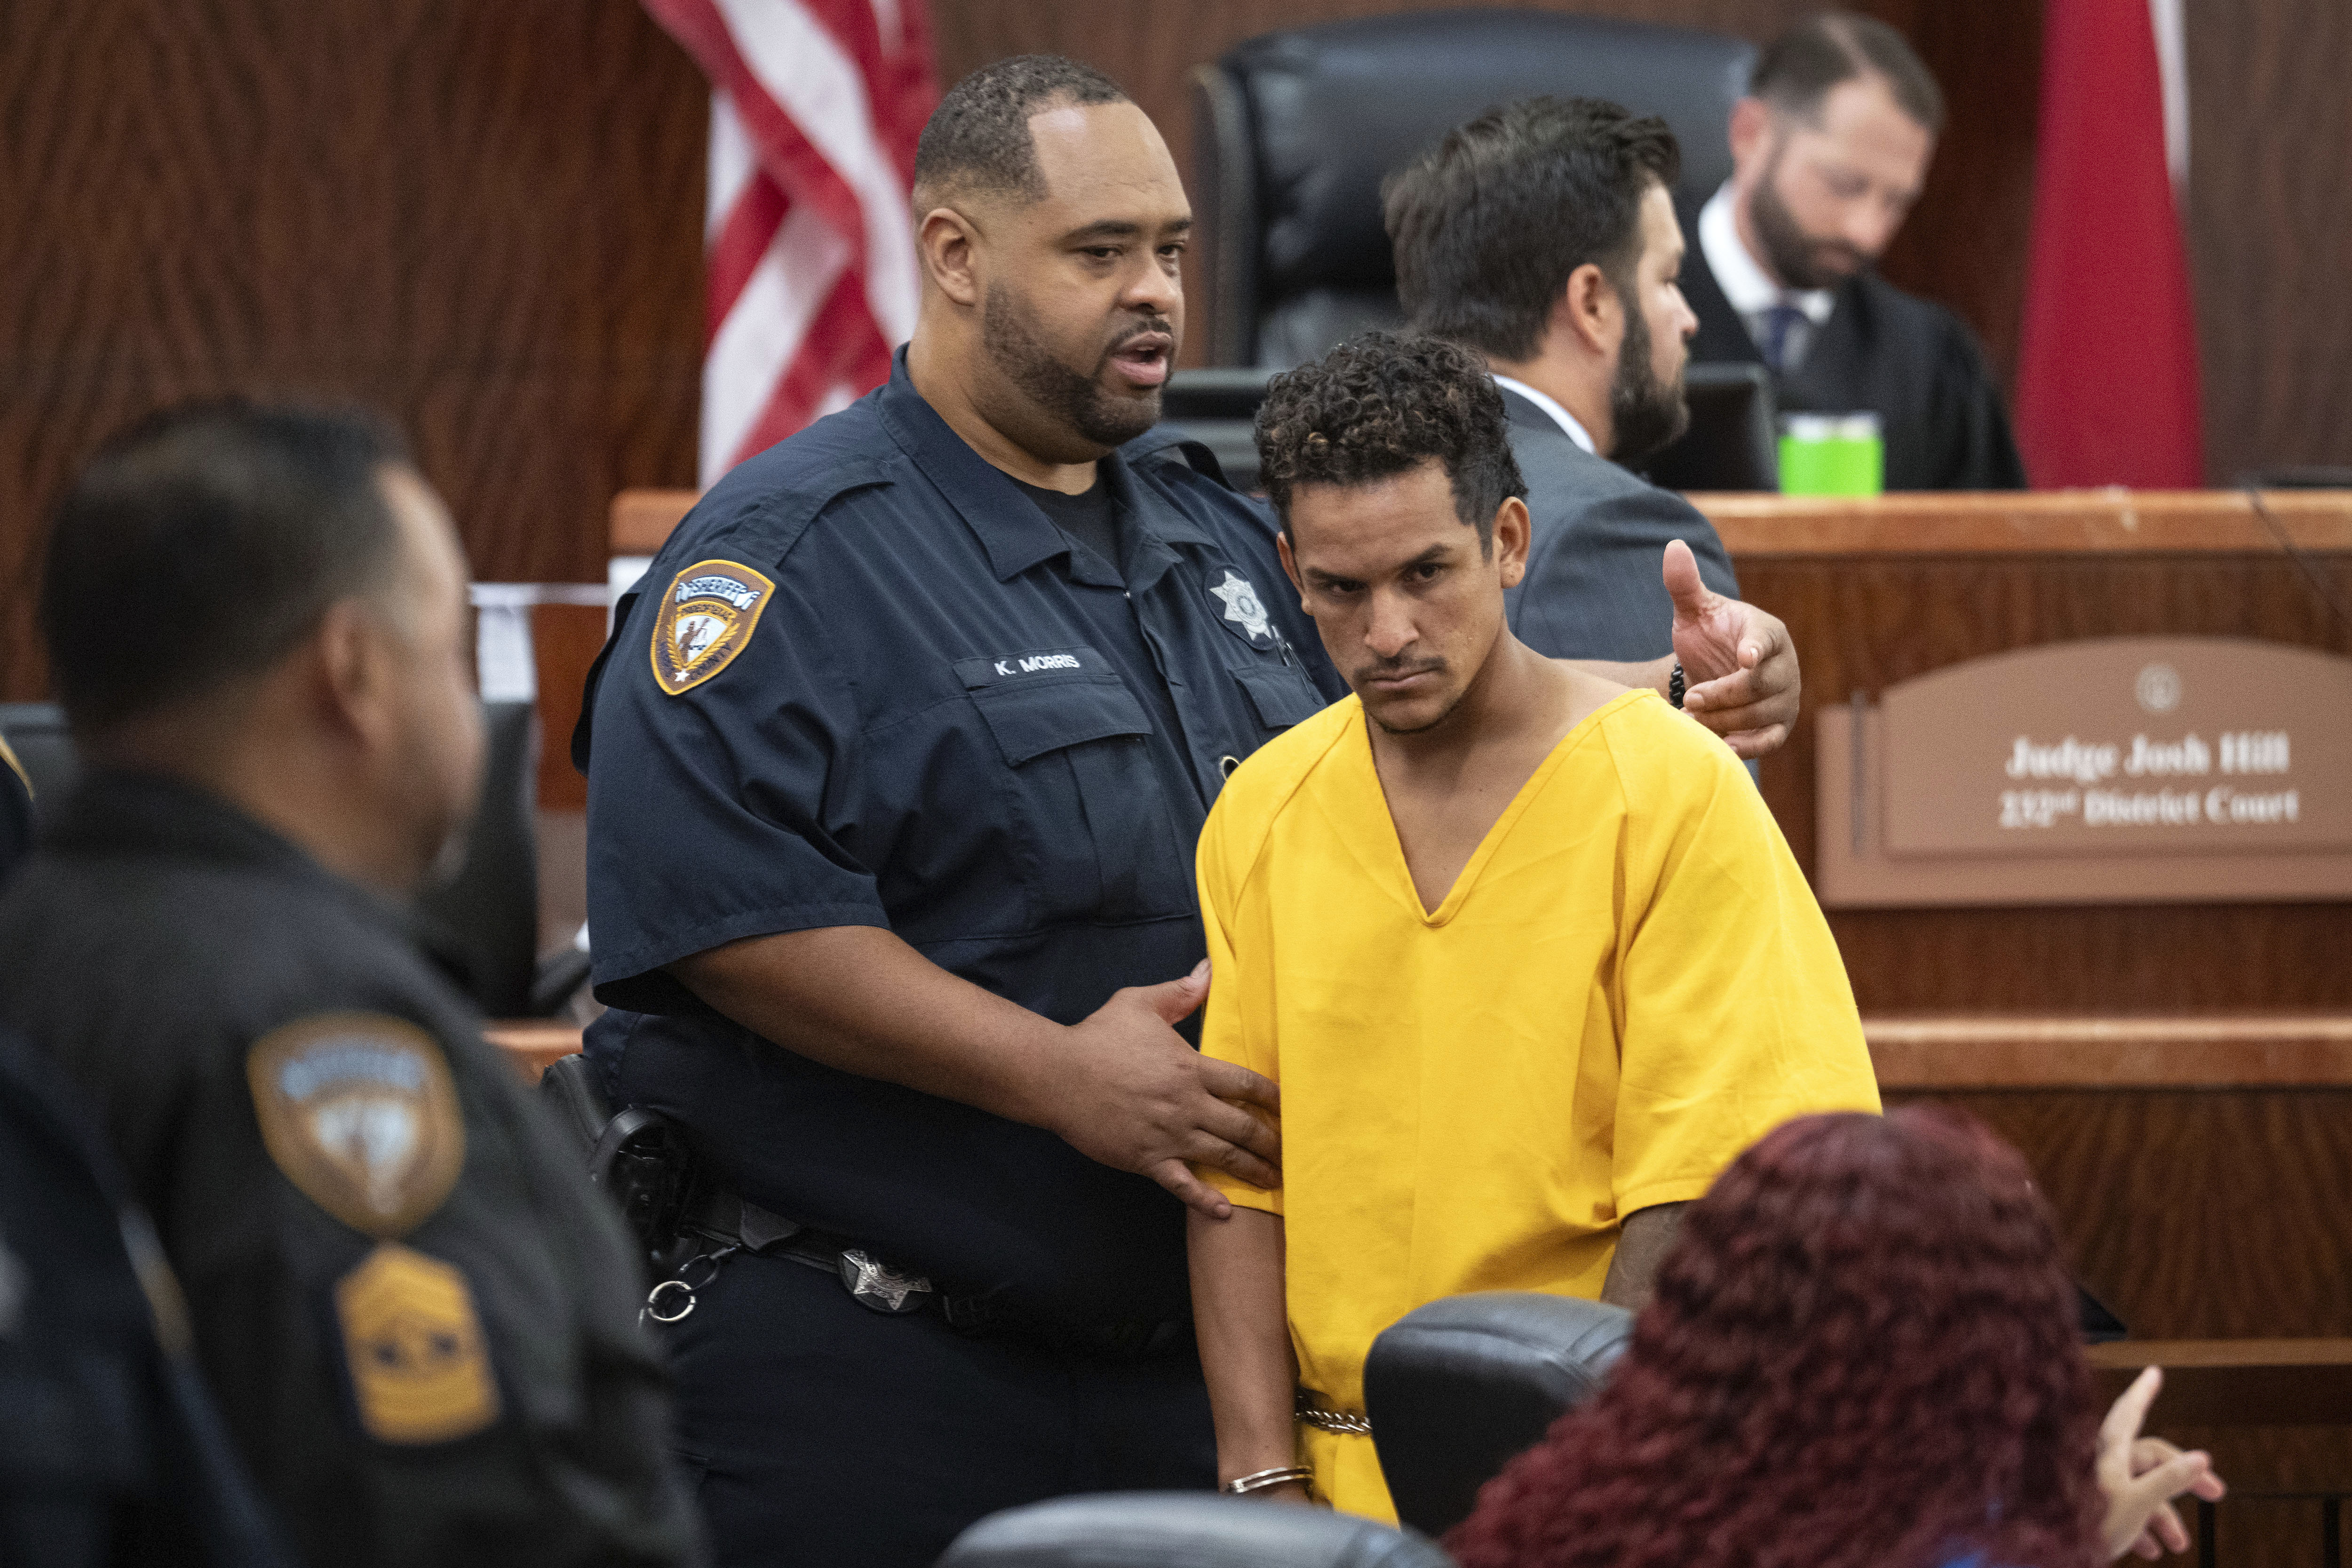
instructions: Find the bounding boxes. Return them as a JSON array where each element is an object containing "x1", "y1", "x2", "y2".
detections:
[{"x1": 839, "y1": 1248, "x2": 933, "y2": 1313}]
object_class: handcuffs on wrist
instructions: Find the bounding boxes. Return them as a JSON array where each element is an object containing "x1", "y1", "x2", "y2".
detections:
[{"x1": 1223, "y1": 1465, "x2": 1314, "y2": 1498}]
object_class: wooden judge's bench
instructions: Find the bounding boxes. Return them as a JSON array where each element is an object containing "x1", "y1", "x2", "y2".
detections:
[{"x1": 581, "y1": 486, "x2": 2352, "y2": 1560}]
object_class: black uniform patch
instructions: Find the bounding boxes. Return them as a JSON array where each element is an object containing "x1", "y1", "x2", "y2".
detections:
[{"x1": 652, "y1": 559, "x2": 776, "y2": 694}]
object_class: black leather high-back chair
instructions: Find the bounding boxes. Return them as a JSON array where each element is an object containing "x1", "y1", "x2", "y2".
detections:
[
  {"x1": 0, "y1": 704, "x2": 79, "y2": 820},
  {"x1": 938, "y1": 1492, "x2": 1454, "y2": 1568},
  {"x1": 1191, "y1": 9, "x2": 1756, "y2": 369},
  {"x1": 1365, "y1": 1291, "x2": 1635, "y2": 1540}
]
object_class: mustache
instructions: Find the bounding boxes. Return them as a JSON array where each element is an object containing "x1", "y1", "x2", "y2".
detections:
[
  {"x1": 1353, "y1": 655, "x2": 1446, "y2": 686},
  {"x1": 1104, "y1": 316, "x2": 1174, "y2": 353}
]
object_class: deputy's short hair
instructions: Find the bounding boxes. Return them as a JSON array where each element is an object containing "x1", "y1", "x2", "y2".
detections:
[
  {"x1": 42, "y1": 399, "x2": 411, "y2": 736},
  {"x1": 1254, "y1": 331, "x2": 1526, "y2": 556},
  {"x1": 1751, "y1": 13, "x2": 1945, "y2": 136},
  {"x1": 913, "y1": 54, "x2": 1129, "y2": 207},
  {"x1": 1385, "y1": 97, "x2": 1680, "y2": 365}
]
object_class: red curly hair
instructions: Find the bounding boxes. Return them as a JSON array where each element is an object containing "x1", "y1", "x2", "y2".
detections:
[{"x1": 1446, "y1": 1108, "x2": 2103, "y2": 1568}]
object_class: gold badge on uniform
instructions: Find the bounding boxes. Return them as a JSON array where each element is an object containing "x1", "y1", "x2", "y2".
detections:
[
  {"x1": 650, "y1": 558, "x2": 777, "y2": 694},
  {"x1": 246, "y1": 1014, "x2": 464, "y2": 1239},
  {"x1": 335, "y1": 1241, "x2": 501, "y2": 1444}
]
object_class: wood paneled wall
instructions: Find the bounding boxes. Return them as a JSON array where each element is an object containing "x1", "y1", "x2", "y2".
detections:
[
  {"x1": 0, "y1": 0, "x2": 707, "y2": 700},
  {"x1": 0, "y1": 0, "x2": 2344, "y2": 697}
]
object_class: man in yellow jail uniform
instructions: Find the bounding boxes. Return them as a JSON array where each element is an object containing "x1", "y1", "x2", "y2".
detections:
[{"x1": 1185, "y1": 332, "x2": 1880, "y2": 1522}]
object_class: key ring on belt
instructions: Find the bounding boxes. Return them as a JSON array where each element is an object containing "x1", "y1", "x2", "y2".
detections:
[{"x1": 644, "y1": 1244, "x2": 740, "y2": 1325}]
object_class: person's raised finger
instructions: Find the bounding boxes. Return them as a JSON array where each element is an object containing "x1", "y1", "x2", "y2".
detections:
[
  {"x1": 1199, "y1": 1056, "x2": 1280, "y2": 1111},
  {"x1": 2101, "y1": 1366, "x2": 2164, "y2": 1453},
  {"x1": 1661, "y1": 539, "x2": 1709, "y2": 620}
]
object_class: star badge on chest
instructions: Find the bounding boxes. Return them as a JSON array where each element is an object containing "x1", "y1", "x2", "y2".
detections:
[{"x1": 1208, "y1": 568, "x2": 1276, "y2": 649}]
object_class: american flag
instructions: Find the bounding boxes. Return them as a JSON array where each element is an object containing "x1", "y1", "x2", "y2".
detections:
[{"x1": 644, "y1": 0, "x2": 938, "y2": 487}]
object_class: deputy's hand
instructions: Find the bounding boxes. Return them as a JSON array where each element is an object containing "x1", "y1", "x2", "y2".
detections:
[
  {"x1": 2098, "y1": 1367, "x2": 2226, "y2": 1560},
  {"x1": 1050, "y1": 960, "x2": 1281, "y2": 1218},
  {"x1": 1661, "y1": 539, "x2": 1800, "y2": 759}
]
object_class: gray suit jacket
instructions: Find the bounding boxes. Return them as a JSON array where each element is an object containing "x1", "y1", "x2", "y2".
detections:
[{"x1": 1498, "y1": 387, "x2": 1741, "y2": 663}]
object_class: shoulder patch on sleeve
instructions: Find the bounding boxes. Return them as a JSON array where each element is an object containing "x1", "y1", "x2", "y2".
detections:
[
  {"x1": 650, "y1": 558, "x2": 778, "y2": 694},
  {"x1": 336, "y1": 1241, "x2": 500, "y2": 1444},
  {"x1": 246, "y1": 1013, "x2": 464, "y2": 1238}
]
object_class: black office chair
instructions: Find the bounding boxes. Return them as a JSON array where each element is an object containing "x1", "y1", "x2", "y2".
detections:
[
  {"x1": 1364, "y1": 1292, "x2": 1634, "y2": 1540},
  {"x1": 0, "y1": 703, "x2": 79, "y2": 820},
  {"x1": 938, "y1": 1492, "x2": 1454, "y2": 1568},
  {"x1": 0, "y1": 699, "x2": 583, "y2": 1018},
  {"x1": 1190, "y1": 10, "x2": 1754, "y2": 370}
]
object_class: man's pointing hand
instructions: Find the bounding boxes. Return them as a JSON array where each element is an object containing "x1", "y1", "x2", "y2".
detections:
[{"x1": 1662, "y1": 538, "x2": 1801, "y2": 760}]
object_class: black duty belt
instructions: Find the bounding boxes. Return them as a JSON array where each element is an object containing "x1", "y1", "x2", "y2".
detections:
[{"x1": 644, "y1": 1188, "x2": 1188, "y2": 1363}]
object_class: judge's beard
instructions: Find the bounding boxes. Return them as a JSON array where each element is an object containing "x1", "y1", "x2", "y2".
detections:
[
  {"x1": 1750, "y1": 145, "x2": 1871, "y2": 292},
  {"x1": 1610, "y1": 303, "x2": 1690, "y2": 466}
]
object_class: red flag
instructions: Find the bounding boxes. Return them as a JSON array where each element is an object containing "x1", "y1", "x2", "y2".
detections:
[
  {"x1": 2015, "y1": 0, "x2": 2203, "y2": 487},
  {"x1": 644, "y1": 0, "x2": 939, "y2": 486}
]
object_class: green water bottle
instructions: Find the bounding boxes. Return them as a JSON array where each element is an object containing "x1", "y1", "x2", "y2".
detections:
[{"x1": 1778, "y1": 413, "x2": 1884, "y2": 495}]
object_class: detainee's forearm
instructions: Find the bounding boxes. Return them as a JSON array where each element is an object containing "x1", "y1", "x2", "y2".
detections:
[
  {"x1": 1599, "y1": 1201, "x2": 1688, "y2": 1312},
  {"x1": 1188, "y1": 1206, "x2": 1299, "y2": 1485},
  {"x1": 674, "y1": 925, "x2": 1061, "y2": 1127},
  {"x1": 1567, "y1": 655, "x2": 1673, "y2": 697}
]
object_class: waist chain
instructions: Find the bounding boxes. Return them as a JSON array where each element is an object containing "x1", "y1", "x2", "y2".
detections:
[
  {"x1": 645, "y1": 1188, "x2": 1188, "y2": 1362},
  {"x1": 1296, "y1": 1387, "x2": 1373, "y2": 1436}
]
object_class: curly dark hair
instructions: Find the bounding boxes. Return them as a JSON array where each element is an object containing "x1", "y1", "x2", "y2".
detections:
[
  {"x1": 1253, "y1": 331, "x2": 1526, "y2": 554},
  {"x1": 1447, "y1": 1108, "x2": 2104, "y2": 1568}
]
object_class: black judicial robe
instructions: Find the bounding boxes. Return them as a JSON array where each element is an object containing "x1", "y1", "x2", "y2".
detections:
[{"x1": 1679, "y1": 215, "x2": 2029, "y2": 492}]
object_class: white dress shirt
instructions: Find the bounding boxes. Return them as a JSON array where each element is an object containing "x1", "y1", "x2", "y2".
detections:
[
  {"x1": 1490, "y1": 374, "x2": 1597, "y2": 454},
  {"x1": 1698, "y1": 182, "x2": 1834, "y2": 373}
]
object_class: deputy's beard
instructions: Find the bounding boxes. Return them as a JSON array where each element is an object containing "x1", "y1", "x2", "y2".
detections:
[
  {"x1": 1609, "y1": 303, "x2": 1690, "y2": 466},
  {"x1": 982, "y1": 284, "x2": 1164, "y2": 449},
  {"x1": 1750, "y1": 146, "x2": 1869, "y2": 292}
]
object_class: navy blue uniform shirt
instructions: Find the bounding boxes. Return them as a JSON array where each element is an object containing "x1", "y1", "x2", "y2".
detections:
[{"x1": 575, "y1": 351, "x2": 1343, "y2": 1326}]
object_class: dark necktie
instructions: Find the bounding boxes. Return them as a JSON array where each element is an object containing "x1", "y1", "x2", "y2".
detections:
[{"x1": 1760, "y1": 301, "x2": 1809, "y2": 374}]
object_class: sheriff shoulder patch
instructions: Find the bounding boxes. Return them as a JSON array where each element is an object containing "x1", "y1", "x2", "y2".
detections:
[
  {"x1": 335, "y1": 1241, "x2": 500, "y2": 1445},
  {"x1": 651, "y1": 559, "x2": 777, "y2": 694},
  {"x1": 246, "y1": 1014, "x2": 464, "y2": 1239}
]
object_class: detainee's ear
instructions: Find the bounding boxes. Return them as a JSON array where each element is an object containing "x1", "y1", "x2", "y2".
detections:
[
  {"x1": 917, "y1": 203, "x2": 985, "y2": 308},
  {"x1": 1491, "y1": 496, "x2": 1531, "y2": 587},
  {"x1": 1275, "y1": 526, "x2": 1306, "y2": 602},
  {"x1": 1551, "y1": 262, "x2": 1622, "y2": 360}
]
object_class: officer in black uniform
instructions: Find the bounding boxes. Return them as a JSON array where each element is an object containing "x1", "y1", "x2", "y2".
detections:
[
  {"x1": 0, "y1": 402, "x2": 700, "y2": 1568},
  {"x1": 578, "y1": 56, "x2": 1803, "y2": 1568},
  {"x1": 0, "y1": 1026, "x2": 291, "y2": 1568}
]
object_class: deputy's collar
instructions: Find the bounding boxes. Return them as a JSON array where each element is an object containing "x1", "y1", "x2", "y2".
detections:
[
  {"x1": 875, "y1": 348, "x2": 1215, "y2": 584},
  {"x1": 47, "y1": 770, "x2": 404, "y2": 931}
]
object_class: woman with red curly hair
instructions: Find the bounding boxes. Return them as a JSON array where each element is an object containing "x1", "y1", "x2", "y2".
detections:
[{"x1": 1446, "y1": 1108, "x2": 2214, "y2": 1568}]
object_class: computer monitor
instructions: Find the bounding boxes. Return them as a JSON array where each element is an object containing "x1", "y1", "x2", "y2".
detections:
[{"x1": 1638, "y1": 361, "x2": 1779, "y2": 493}]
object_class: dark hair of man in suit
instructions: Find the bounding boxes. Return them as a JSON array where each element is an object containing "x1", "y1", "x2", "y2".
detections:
[
  {"x1": 1384, "y1": 96, "x2": 1680, "y2": 366},
  {"x1": 912, "y1": 53, "x2": 1129, "y2": 208},
  {"x1": 1254, "y1": 330, "x2": 1526, "y2": 558},
  {"x1": 42, "y1": 401, "x2": 409, "y2": 737},
  {"x1": 1750, "y1": 12, "x2": 1945, "y2": 136}
]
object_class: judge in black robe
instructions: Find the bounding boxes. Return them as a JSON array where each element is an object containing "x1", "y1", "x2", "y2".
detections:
[{"x1": 1678, "y1": 193, "x2": 2026, "y2": 492}]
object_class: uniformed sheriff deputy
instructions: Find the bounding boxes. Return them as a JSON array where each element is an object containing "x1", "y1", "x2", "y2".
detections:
[
  {"x1": 0, "y1": 1026, "x2": 291, "y2": 1568},
  {"x1": 575, "y1": 56, "x2": 1801, "y2": 1568},
  {"x1": 0, "y1": 403, "x2": 701, "y2": 1568}
]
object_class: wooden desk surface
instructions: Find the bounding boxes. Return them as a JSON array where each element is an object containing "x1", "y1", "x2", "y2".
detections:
[
  {"x1": 2089, "y1": 1340, "x2": 2352, "y2": 1427},
  {"x1": 613, "y1": 486, "x2": 2352, "y2": 560}
]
